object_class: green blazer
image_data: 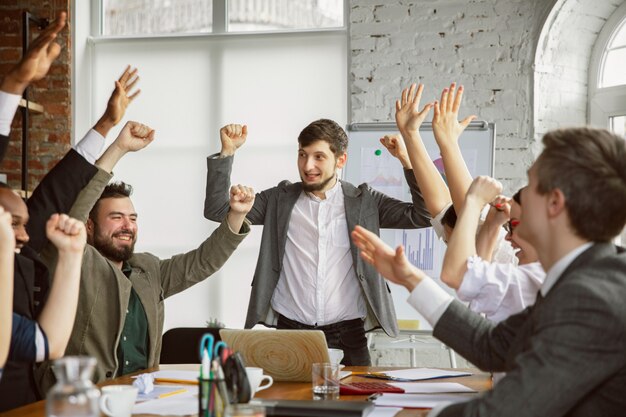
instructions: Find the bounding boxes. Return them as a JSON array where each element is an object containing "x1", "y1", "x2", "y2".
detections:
[{"x1": 37, "y1": 167, "x2": 250, "y2": 389}]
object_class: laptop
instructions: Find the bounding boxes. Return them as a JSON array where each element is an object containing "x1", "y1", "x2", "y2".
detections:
[{"x1": 219, "y1": 329, "x2": 331, "y2": 382}]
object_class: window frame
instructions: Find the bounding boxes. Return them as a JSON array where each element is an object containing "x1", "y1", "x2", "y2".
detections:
[
  {"x1": 588, "y1": 1, "x2": 626, "y2": 128},
  {"x1": 98, "y1": 0, "x2": 347, "y2": 38}
]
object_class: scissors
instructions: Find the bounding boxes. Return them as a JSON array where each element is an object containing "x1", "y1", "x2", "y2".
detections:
[{"x1": 199, "y1": 333, "x2": 228, "y2": 362}]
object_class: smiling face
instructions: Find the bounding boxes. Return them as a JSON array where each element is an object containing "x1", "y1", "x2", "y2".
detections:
[
  {"x1": 297, "y1": 139, "x2": 347, "y2": 196},
  {"x1": 87, "y1": 196, "x2": 137, "y2": 265},
  {"x1": 505, "y1": 199, "x2": 538, "y2": 265},
  {"x1": 0, "y1": 188, "x2": 29, "y2": 253}
]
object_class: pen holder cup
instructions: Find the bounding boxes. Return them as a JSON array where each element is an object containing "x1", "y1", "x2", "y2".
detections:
[{"x1": 199, "y1": 377, "x2": 226, "y2": 417}]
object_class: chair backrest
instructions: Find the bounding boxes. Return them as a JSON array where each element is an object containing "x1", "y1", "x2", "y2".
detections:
[{"x1": 159, "y1": 327, "x2": 222, "y2": 364}]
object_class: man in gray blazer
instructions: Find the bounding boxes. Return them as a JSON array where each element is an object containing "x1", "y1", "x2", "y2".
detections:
[
  {"x1": 352, "y1": 127, "x2": 626, "y2": 415},
  {"x1": 204, "y1": 119, "x2": 431, "y2": 365}
]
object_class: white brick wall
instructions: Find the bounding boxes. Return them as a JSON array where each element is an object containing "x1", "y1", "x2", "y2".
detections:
[
  {"x1": 349, "y1": 0, "x2": 620, "y2": 194},
  {"x1": 349, "y1": 0, "x2": 624, "y2": 366}
]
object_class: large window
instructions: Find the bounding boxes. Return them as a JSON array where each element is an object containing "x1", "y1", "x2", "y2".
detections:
[
  {"x1": 588, "y1": 2, "x2": 626, "y2": 244},
  {"x1": 102, "y1": 0, "x2": 344, "y2": 36},
  {"x1": 589, "y1": 2, "x2": 626, "y2": 131},
  {"x1": 75, "y1": 1, "x2": 347, "y2": 330}
]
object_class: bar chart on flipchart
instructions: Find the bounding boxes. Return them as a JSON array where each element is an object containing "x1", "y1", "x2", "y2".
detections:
[{"x1": 345, "y1": 122, "x2": 495, "y2": 326}]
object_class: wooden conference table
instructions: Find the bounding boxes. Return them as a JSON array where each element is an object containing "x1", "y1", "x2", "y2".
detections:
[{"x1": 0, "y1": 365, "x2": 491, "y2": 417}]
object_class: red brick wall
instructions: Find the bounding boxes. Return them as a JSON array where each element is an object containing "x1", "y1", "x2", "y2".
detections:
[{"x1": 0, "y1": 0, "x2": 71, "y2": 192}]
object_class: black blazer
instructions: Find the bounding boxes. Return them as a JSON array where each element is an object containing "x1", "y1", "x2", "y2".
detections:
[{"x1": 0, "y1": 140, "x2": 98, "y2": 411}]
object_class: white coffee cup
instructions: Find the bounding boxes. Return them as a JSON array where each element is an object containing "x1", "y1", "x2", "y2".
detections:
[
  {"x1": 328, "y1": 348, "x2": 344, "y2": 365},
  {"x1": 99, "y1": 385, "x2": 138, "y2": 417},
  {"x1": 245, "y1": 367, "x2": 273, "y2": 395}
]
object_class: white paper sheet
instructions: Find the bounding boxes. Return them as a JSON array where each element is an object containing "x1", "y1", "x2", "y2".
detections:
[
  {"x1": 373, "y1": 393, "x2": 470, "y2": 408},
  {"x1": 383, "y1": 368, "x2": 472, "y2": 381},
  {"x1": 369, "y1": 406, "x2": 403, "y2": 417},
  {"x1": 136, "y1": 385, "x2": 190, "y2": 401},
  {"x1": 389, "y1": 382, "x2": 476, "y2": 394},
  {"x1": 132, "y1": 386, "x2": 198, "y2": 415},
  {"x1": 149, "y1": 370, "x2": 199, "y2": 383}
]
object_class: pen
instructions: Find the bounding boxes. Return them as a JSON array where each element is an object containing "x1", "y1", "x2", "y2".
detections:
[
  {"x1": 154, "y1": 378, "x2": 198, "y2": 385},
  {"x1": 201, "y1": 349, "x2": 210, "y2": 417},
  {"x1": 158, "y1": 388, "x2": 188, "y2": 399},
  {"x1": 361, "y1": 374, "x2": 417, "y2": 382}
]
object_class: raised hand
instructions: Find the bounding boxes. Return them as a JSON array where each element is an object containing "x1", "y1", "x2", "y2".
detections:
[
  {"x1": 46, "y1": 214, "x2": 86, "y2": 254},
  {"x1": 0, "y1": 206, "x2": 15, "y2": 253},
  {"x1": 466, "y1": 176, "x2": 503, "y2": 207},
  {"x1": 395, "y1": 83, "x2": 433, "y2": 137},
  {"x1": 484, "y1": 195, "x2": 511, "y2": 228},
  {"x1": 379, "y1": 134, "x2": 411, "y2": 168},
  {"x1": 95, "y1": 121, "x2": 155, "y2": 173},
  {"x1": 102, "y1": 66, "x2": 141, "y2": 126},
  {"x1": 1, "y1": 12, "x2": 67, "y2": 95},
  {"x1": 220, "y1": 124, "x2": 248, "y2": 157},
  {"x1": 432, "y1": 82, "x2": 476, "y2": 149},
  {"x1": 229, "y1": 184, "x2": 255, "y2": 214},
  {"x1": 351, "y1": 225, "x2": 424, "y2": 292},
  {"x1": 113, "y1": 121, "x2": 155, "y2": 152}
]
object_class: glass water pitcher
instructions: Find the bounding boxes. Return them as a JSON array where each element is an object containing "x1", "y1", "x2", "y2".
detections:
[{"x1": 46, "y1": 356, "x2": 101, "y2": 417}]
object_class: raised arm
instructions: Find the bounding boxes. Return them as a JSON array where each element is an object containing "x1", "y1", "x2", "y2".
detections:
[
  {"x1": 95, "y1": 121, "x2": 155, "y2": 173},
  {"x1": 0, "y1": 11, "x2": 67, "y2": 162},
  {"x1": 440, "y1": 176, "x2": 502, "y2": 289},
  {"x1": 92, "y1": 65, "x2": 141, "y2": 139},
  {"x1": 0, "y1": 207, "x2": 15, "y2": 371},
  {"x1": 36, "y1": 214, "x2": 86, "y2": 359},
  {"x1": 0, "y1": 12, "x2": 66, "y2": 96},
  {"x1": 432, "y1": 82, "x2": 476, "y2": 214},
  {"x1": 476, "y1": 196, "x2": 510, "y2": 261},
  {"x1": 219, "y1": 123, "x2": 247, "y2": 158},
  {"x1": 24, "y1": 66, "x2": 140, "y2": 253},
  {"x1": 227, "y1": 184, "x2": 255, "y2": 233},
  {"x1": 392, "y1": 83, "x2": 451, "y2": 218},
  {"x1": 379, "y1": 134, "x2": 412, "y2": 169}
]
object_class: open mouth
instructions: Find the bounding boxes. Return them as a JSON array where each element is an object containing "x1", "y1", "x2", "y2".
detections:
[
  {"x1": 304, "y1": 173, "x2": 321, "y2": 182},
  {"x1": 113, "y1": 233, "x2": 134, "y2": 243}
]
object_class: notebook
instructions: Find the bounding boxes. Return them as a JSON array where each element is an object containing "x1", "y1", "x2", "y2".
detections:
[{"x1": 219, "y1": 329, "x2": 331, "y2": 382}]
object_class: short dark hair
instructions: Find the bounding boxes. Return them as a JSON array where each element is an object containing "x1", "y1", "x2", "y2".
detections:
[
  {"x1": 89, "y1": 181, "x2": 133, "y2": 221},
  {"x1": 535, "y1": 127, "x2": 626, "y2": 241},
  {"x1": 0, "y1": 182, "x2": 11, "y2": 190},
  {"x1": 297, "y1": 119, "x2": 348, "y2": 158},
  {"x1": 441, "y1": 205, "x2": 457, "y2": 229},
  {"x1": 512, "y1": 189, "x2": 521, "y2": 205}
]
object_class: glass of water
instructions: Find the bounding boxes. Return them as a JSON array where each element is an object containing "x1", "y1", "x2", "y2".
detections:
[{"x1": 311, "y1": 363, "x2": 340, "y2": 400}]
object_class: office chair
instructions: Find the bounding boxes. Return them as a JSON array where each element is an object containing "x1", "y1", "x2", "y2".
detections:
[{"x1": 159, "y1": 327, "x2": 222, "y2": 364}]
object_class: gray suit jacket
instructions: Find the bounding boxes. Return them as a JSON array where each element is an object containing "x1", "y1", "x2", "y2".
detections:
[
  {"x1": 433, "y1": 242, "x2": 626, "y2": 417},
  {"x1": 204, "y1": 154, "x2": 431, "y2": 337}
]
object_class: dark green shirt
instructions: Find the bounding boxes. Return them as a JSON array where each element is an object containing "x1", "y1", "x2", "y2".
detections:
[{"x1": 116, "y1": 262, "x2": 149, "y2": 376}]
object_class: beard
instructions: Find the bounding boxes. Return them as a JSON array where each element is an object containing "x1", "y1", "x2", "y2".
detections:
[
  {"x1": 301, "y1": 173, "x2": 336, "y2": 192},
  {"x1": 92, "y1": 227, "x2": 136, "y2": 263}
]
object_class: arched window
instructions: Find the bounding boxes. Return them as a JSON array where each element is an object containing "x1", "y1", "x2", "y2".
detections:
[
  {"x1": 589, "y1": 2, "x2": 626, "y2": 135},
  {"x1": 588, "y1": 2, "x2": 626, "y2": 243}
]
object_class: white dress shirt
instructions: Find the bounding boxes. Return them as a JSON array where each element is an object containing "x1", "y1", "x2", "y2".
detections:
[
  {"x1": 457, "y1": 257, "x2": 545, "y2": 322},
  {"x1": 271, "y1": 179, "x2": 366, "y2": 326},
  {"x1": 0, "y1": 90, "x2": 105, "y2": 164}
]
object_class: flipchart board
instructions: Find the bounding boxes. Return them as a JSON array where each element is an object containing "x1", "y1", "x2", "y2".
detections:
[{"x1": 342, "y1": 121, "x2": 495, "y2": 329}]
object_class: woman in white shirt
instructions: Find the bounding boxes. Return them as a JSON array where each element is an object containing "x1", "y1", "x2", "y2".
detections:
[{"x1": 443, "y1": 187, "x2": 545, "y2": 322}]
